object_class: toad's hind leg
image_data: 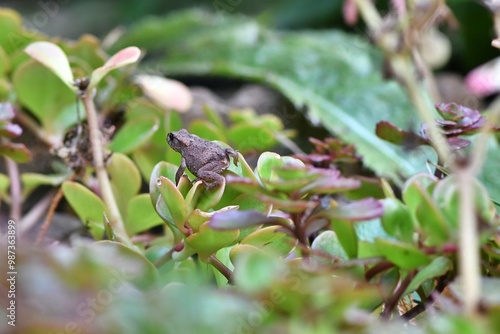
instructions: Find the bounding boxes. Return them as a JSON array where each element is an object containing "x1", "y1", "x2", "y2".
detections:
[{"x1": 195, "y1": 162, "x2": 226, "y2": 190}]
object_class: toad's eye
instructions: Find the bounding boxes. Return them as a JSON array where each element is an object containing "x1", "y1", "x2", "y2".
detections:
[{"x1": 167, "y1": 133, "x2": 174, "y2": 142}]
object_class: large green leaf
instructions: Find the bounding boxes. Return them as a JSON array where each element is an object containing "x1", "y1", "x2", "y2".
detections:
[
  {"x1": 126, "y1": 194, "x2": 162, "y2": 235},
  {"x1": 12, "y1": 60, "x2": 78, "y2": 136},
  {"x1": 0, "y1": 8, "x2": 34, "y2": 54},
  {"x1": 21, "y1": 172, "x2": 67, "y2": 199},
  {"x1": 109, "y1": 116, "x2": 159, "y2": 154},
  {"x1": 112, "y1": 10, "x2": 428, "y2": 183},
  {"x1": 61, "y1": 181, "x2": 107, "y2": 240},
  {"x1": 375, "y1": 238, "x2": 431, "y2": 270},
  {"x1": 476, "y1": 138, "x2": 500, "y2": 211},
  {"x1": 107, "y1": 153, "x2": 141, "y2": 218},
  {"x1": 403, "y1": 256, "x2": 452, "y2": 296}
]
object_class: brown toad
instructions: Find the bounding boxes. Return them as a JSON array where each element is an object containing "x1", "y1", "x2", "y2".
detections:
[{"x1": 167, "y1": 129, "x2": 239, "y2": 190}]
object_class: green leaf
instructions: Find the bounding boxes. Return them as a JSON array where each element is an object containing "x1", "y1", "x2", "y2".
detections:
[
  {"x1": 21, "y1": 172, "x2": 67, "y2": 199},
  {"x1": 107, "y1": 153, "x2": 141, "y2": 217},
  {"x1": 375, "y1": 239, "x2": 431, "y2": 270},
  {"x1": 231, "y1": 193, "x2": 271, "y2": 213},
  {"x1": 62, "y1": 181, "x2": 107, "y2": 240},
  {"x1": 61, "y1": 34, "x2": 105, "y2": 70},
  {"x1": 402, "y1": 173, "x2": 437, "y2": 215},
  {"x1": 89, "y1": 46, "x2": 141, "y2": 89},
  {"x1": 149, "y1": 161, "x2": 179, "y2": 207},
  {"x1": 477, "y1": 138, "x2": 500, "y2": 210},
  {"x1": 227, "y1": 124, "x2": 277, "y2": 152},
  {"x1": 126, "y1": 194, "x2": 162, "y2": 235},
  {"x1": 203, "y1": 105, "x2": 225, "y2": 133},
  {"x1": 0, "y1": 173, "x2": 9, "y2": 200},
  {"x1": 256, "y1": 151, "x2": 303, "y2": 184},
  {"x1": 240, "y1": 225, "x2": 297, "y2": 257},
  {"x1": 226, "y1": 153, "x2": 257, "y2": 181},
  {"x1": 185, "y1": 222, "x2": 240, "y2": 260},
  {"x1": 0, "y1": 142, "x2": 31, "y2": 163},
  {"x1": 188, "y1": 120, "x2": 226, "y2": 142},
  {"x1": 434, "y1": 174, "x2": 496, "y2": 228},
  {"x1": 12, "y1": 60, "x2": 77, "y2": 136},
  {"x1": 24, "y1": 41, "x2": 74, "y2": 89},
  {"x1": 115, "y1": 10, "x2": 432, "y2": 183},
  {"x1": 109, "y1": 116, "x2": 159, "y2": 153},
  {"x1": 127, "y1": 98, "x2": 166, "y2": 145},
  {"x1": 326, "y1": 198, "x2": 383, "y2": 221},
  {"x1": 311, "y1": 230, "x2": 349, "y2": 262},
  {"x1": 184, "y1": 180, "x2": 204, "y2": 213},
  {"x1": 213, "y1": 248, "x2": 233, "y2": 287},
  {"x1": 132, "y1": 145, "x2": 166, "y2": 181},
  {"x1": 381, "y1": 198, "x2": 414, "y2": 243},
  {"x1": 187, "y1": 206, "x2": 238, "y2": 233},
  {"x1": 0, "y1": 45, "x2": 10, "y2": 76},
  {"x1": 404, "y1": 256, "x2": 452, "y2": 296},
  {"x1": 0, "y1": 78, "x2": 9, "y2": 100},
  {"x1": 208, "y1": 210, "x2": 285, "y2": 230},
  {"x1": 0, "y1": 8, "x2": 24, "y2": 54},
  {"x1": 375, "y1": 121, "x2": 426, "y2": 146},
  {"x1": 331, "y1": 219, "x2": 357, "y2": 259},
  {"x1": 257, "y1": 194, "x2": 318, "y2": 213},
  {"x1": 355, "y1": 218, "x2": 392, "y2": 242},
  {"x1": 345, "y1": 176, "x2": 384, "y2": 200},
  {"x1": 195, "y1": 181, "x2": 226, "y2": 211},
  {"x1": 92, "y1": 241, "x2": 158, "y2": 290},
  {"x1": 415, "y1": 186, "x2": 449, "y2": 245},
  {"x1": 156, "y1": 176, "x2": 188, "y2": 233},
  {"x1": 300, "y1": 175, "x2": 361, "y2": 194},
  {"x1": 232, "y1": 249, "x2": 285, "y2": 293}
]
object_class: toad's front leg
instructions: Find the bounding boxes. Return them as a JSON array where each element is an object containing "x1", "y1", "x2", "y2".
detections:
[{"x1": 175, "y1": 157, "x2": 187, "y2": 185}]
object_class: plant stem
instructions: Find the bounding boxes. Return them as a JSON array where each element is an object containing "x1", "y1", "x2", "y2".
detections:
[
  {"x1": 208, "y1": 254, "x2": 233, "y2": 284},
  {"x1": 400, "y1": 272, "x2": 451, "y2": 321},
  {"x1": 354, "y1": 0, "x2": 451, "y2": 164},
  {"x1": 455, "y1": 100, "x2": 500, "y2": 314},
  {"x1": 19, "y1": 190, "x2": 54, "y2": 235},
  {"x1": 4, "y1": 157, "x2": 21, "y2": 222},
  {"x1": 456, "y1": 168, "x2": 479, "y2": 315},
  {"x1": 380, "y1": 269, "x2": 417, "y2": 320},
  {"x1": 35, "y1": 185, "x2": 64, "y2": 245},
  {"x1": 153, "y1": 247, "x2": 175, "y2": 268},
  {"x1": 396, "y1": 55, "x2": 450, "y2": 161},
  {"x1": 354, "y1": 0, "x2": 382, "y2": 31},
  {"x1": 81, "y1": 93, "x2": 132, "y2": 247},
  {"x1": 365, "y1": 260, "x2": 394, "y2": 281}
]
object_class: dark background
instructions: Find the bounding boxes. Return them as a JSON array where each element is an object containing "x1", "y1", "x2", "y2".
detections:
[{"x1": 2, "y1": 0, "x2": 496, "y2": 73}]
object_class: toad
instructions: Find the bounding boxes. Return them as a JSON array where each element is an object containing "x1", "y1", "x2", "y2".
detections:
[{"x1": 167, "y1": 129, "x2": 239, "y2": 190}]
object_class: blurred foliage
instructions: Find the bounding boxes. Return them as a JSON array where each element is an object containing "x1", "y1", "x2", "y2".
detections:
[
  {"x1": 110, "y1": 9, "x2": 500, "y2": 204},
  {"x1": 1, "y1": 3, "x2": 500, "y2": 334},
  {"x1": 8, "y1": 0, "x2": 496, "y2": 70},
  {"x1": 111, "y1": 9, "x2": 428, "y2": 184},
  {"x1": 0, "y1": 102, "x2": 30, "y2": 163}
]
